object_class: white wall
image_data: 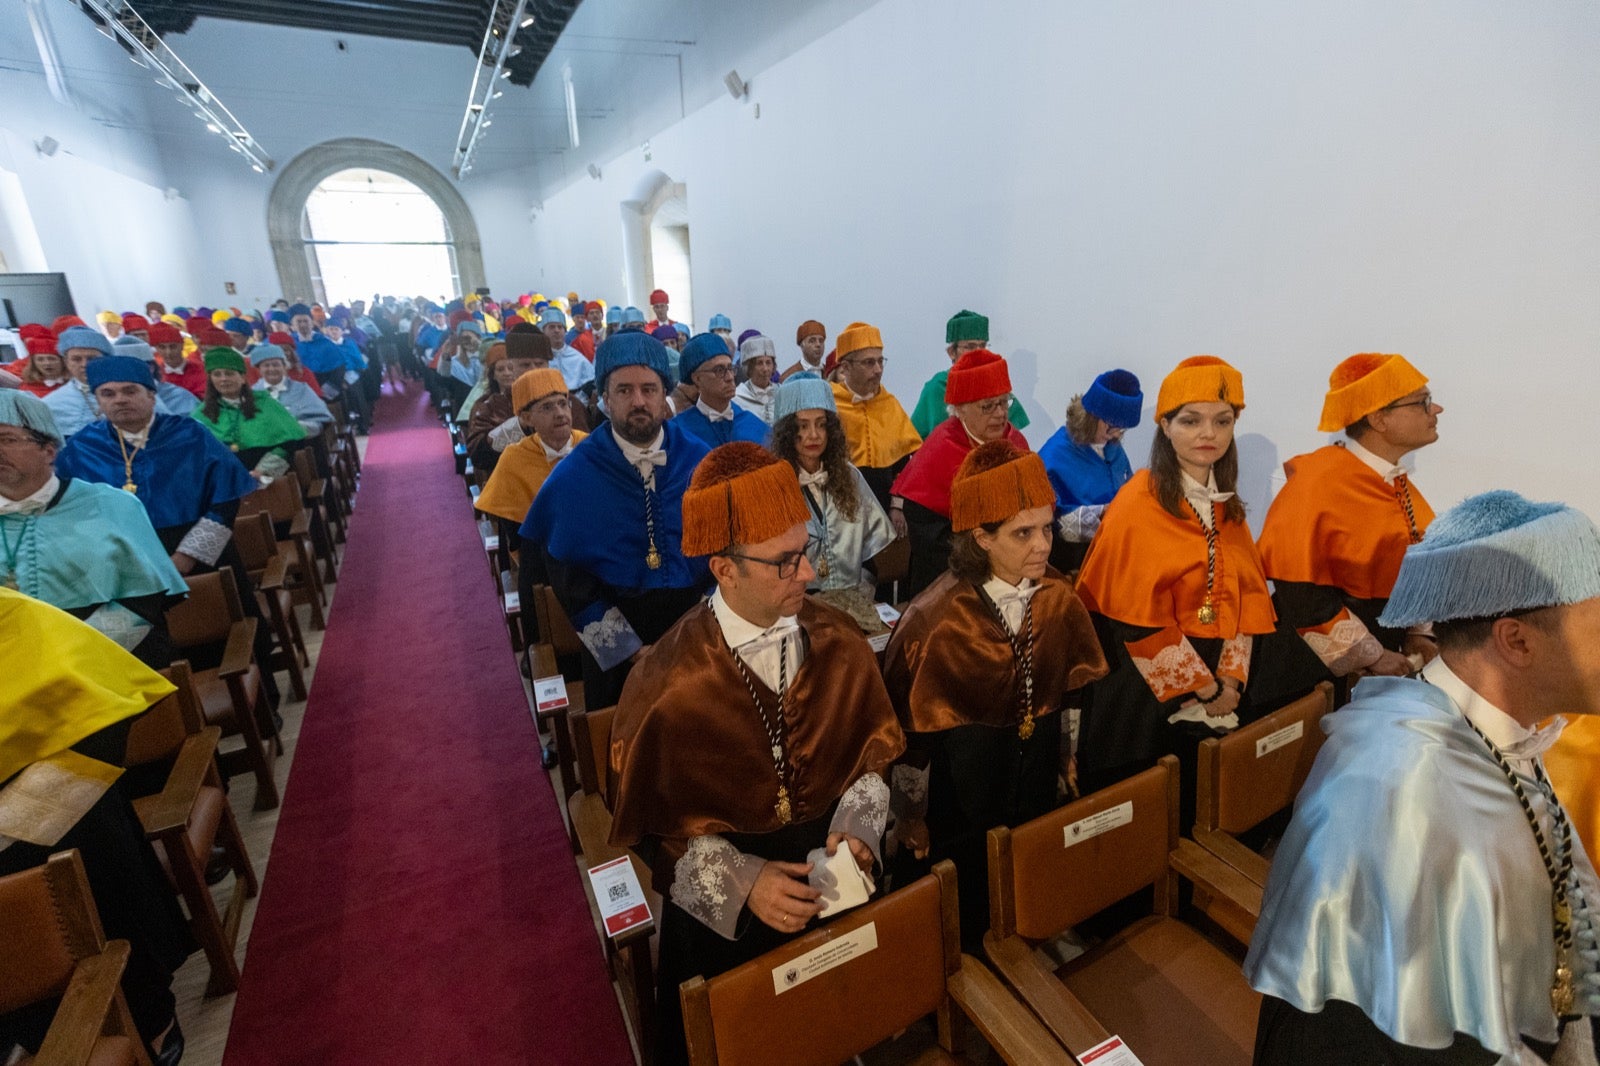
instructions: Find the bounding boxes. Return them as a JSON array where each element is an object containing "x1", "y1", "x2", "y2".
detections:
[
  {"x1": 0, "y1": 2, "x2": 207, "y2": 313},
  {"x1": 523, "y1": 0, "x2": 1600, "y2": 521}
]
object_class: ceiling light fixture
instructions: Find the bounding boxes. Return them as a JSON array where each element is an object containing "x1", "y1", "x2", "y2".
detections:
[
  {"x1": 73, "y1": 0, "x2": 273, "y2": 174},
  {"x1": 453, "y1": 0, "x2": 531, "y2": 181}
]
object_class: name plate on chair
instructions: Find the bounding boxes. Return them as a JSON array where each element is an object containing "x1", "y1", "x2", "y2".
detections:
[
  {"x1": 1255, "y1": 720, "x2": 1303, "y2": 758},
  {"x1": 532, "y1": 675, "x2": 570, "y2": 714},
  {"x1": 771, "y1": 922, "x2": 878, "y2": 996},
  {"x1": 1080, "y1": 1035, "x2": 1147, "y2": 1065},
  {"x1": 1062, "y1": 801, "x2": 1132, "y2": 848},
  {"x1": 587, "y1": 855, "x2": 652, "y2": 938},
  {"x1": 867, "y1": 632, "x2": 893, "y2": 653},
  {"x1": 873, "y1": 603, "x2": 901, "y2": 628}
]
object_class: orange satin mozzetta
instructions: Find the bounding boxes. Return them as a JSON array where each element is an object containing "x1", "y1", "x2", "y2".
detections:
[
  {"x1": 1257, "y1": 444, "x2": 1435, "y2": 601},
  {"x1": 1076, "y1": 469, "x2": 1277, "y2": 638},
  {"x1": 882, "y1": 570, "x2": 1107, "y2": 733}
]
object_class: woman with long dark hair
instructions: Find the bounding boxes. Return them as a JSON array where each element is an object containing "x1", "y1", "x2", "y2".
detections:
[
  {"x1": 768, "y1": 372, "x2": 894, "y2": 626},
  {"x1": 191, "y1": 347, "x2": 305, "y2": 481},
  {"x1": 1073, "y1": 356, "x2": 1277, "y2": 827}
]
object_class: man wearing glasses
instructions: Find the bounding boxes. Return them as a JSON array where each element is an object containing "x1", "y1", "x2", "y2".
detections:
[
  {"x1": 1255, "y1": 353, "x2": 1445, "y2": 700},
  {"x1": 607, "y1": 442, "x2": 904, "y2": 1066},
  {"x1": 890, "y1": 349, "x2": 1031, "y2": 600},
  {"x1": 670, "y1": 333, "x2": 769, "y2": 447},
  {"x1": 909, "y1": 309, "x2": 1031, "y2": 437},
  {"x1": 829, "y1": 321, "x2": 922, "y2": 514}
]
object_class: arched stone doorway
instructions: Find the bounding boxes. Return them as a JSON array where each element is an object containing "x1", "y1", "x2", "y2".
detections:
[
  {"x1": 267, "y1": 138, "x2": 485, "y2": 302},
  {"x1": 620, "y1": 169, "x2": 693, "y2": 327}
]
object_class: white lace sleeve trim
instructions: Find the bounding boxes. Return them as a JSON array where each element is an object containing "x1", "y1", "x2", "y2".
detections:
[
  {"x1": 670, "y1": 834, "x2": 765, "y2": 940},
  {"x1": 580, "y1": 606, "x2": 642, "y2": 671},
  {"x1": 1056, "y1": 504, "x2": 1106, "y2": 543},
  {"x1": 828, "y1": 772, "x2": 889, "y2": 867},
  {"x1": 888, "y1": 763, "x2": 929, "y2": 823},
  {"x1": 176, "y1": 516, "x2": 232, "y2": 567},
  {"x1": 1302, "y1": 615, "x2": 1383, "y2": 676},
  {"x1": 489, "y1": 416, "x2": 525, "y2": 453}
]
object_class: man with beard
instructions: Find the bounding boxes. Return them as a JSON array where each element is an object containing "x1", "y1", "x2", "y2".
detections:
[{"x1": 521, "y1": 331, "x2": 712, "y2": 707}]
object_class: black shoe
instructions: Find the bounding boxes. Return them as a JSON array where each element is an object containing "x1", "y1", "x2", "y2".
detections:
[
  {"x1": 153, "y1": 1019, "x2": 184, "y2": 1066},
  {"x1": 204, "y1": 845, "x2": 230, "y2": 886},
  {"x1": 541, "y1": 744, "x2": 557, "y2": 770}
]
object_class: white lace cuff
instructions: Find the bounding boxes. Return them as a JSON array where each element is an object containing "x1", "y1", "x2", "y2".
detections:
[
  {"x1": 253, "y1": 452, "x2": 290, "y2": 480},
  {"x1": 1056, "y1": 504, "x2": 1106, "y2": 543},
  {"x1": 176, "y1": 517, "x2": 232, "y2": 567},
  {"x1": 888, "y1": 763, "x2": 930, "y2": 823},
  {"x1": 828, "y1": 772, "x2": 889, "y2": 868},
  {"x1": 489, "y1": 416, "x2": 525, "y2": 453},
  {"x1": 1167, "y1": 702, "x2": 1239, "y2": 732},
  {"x1": 580, "y1": 605, "x2": 643, "y2": 671},
  {"x1": 670, "y1": 835, "x2": 765, "y2": 940},
  {"x1": 1301, "y1": 614, "x2": 1383, "y2": 676}
]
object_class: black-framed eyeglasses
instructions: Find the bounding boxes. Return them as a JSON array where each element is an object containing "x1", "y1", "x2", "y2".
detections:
[
  {"x1": 723, "y1": 537, "x2": 820, "y2": 580},
  {"x1": 1382, "y1": 393, "x2": 1435, "y2": 412}
]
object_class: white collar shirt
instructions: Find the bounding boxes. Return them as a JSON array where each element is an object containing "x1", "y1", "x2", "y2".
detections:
[
  {"x1": 0, "y1": 475, "x2": 59, "y2": 515},
  {"x1": 1339, "y1": 437, "x2": 1408, "y2": 485},
  {"x1": 709, "y1": 587, "x2": 804, "y2": 693},
  {"x1": 612, "y1": 426, "x2": 666, "y2": 488},
  {"x1": 1181, "y1": 470, "x2": 1234, "y2": 529},
  {"x1": 981, "y1": 574, "x2": 1039, "y2": 634}
]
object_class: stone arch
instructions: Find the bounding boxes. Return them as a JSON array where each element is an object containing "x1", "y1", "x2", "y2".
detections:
[
  {"x1": 267, "y1": 138, "x2": 485, "y2": 301},
  {"x1": 619, "y1": 169, "x2": 689, "y2": 309}
]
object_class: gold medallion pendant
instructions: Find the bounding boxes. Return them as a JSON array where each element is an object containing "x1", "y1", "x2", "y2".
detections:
[
  {"x1": 774, "y1": 786, "x2": 793, "y2": 825},
  {"x1": 646, "y1": 547, "x2": 662, "y2": 570},
  {"x1": 2, "y1": 573, "x2": 17, "y2": 590},
  {"x1": 817, "y1": 556, "x2": 829, "y2": 579},
  {"x1": 122, "y1": 481, "x2": 138, "y2": 493},
  {"x1": 1198, "y1": 601, "x2": 1217, "y2": 625},
  {"x1": 1018, "y1": 715, "x2": 1035, "y2": 740},
  {"x1": 1553, "y1": 964, "x2": 1575, "y2": 1017},
  {"x1": 229, "y1": 443, "x2": 240, "y2": 453}
]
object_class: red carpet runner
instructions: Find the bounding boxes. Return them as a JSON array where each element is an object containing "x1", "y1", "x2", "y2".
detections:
[{"x1": 224, "y1": 381, "x2": 633, "y2": 1065}]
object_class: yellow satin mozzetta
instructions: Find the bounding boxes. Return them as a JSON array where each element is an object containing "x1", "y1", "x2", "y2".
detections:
[
  {"x1": 1548, "y1": 716, "x2": 1600, "y2": 861},
  {"x1": 0, "y1": 588, "x2": 175, "y2": 783}
]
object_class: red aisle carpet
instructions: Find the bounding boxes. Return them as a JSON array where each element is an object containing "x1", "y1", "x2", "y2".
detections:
[{"x1": 223, "y1": 381, "x2": 633, "y2": 1065}]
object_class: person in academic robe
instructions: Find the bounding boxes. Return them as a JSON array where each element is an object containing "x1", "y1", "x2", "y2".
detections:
[
  {"x1": 42, "y1": 326, "x2": 118, "y2": 438},
  {"x1": 145, "y1": 322, "x2": 207, "y2": 398},
  {"x1": 909, "y1": 309, "x2": 1030, "y2": 437},
  {"x1": 120, "y1": 313, "x2": 151, "y2": 343},
  {"x1": 647, "y1": 287, "x2": 677, "y2": 330},
  {"x1": 191, "y1": 347, "x2": 306, "y2": 483},
  {"x1": 1246, "y1": 490, "x2": 1600, "y2": 1065},
  {"x1": 0, "y1": 393, "x2": 186, "y2": 666},
  {"x1": 607, "y1": 442, "x2": 905, "y2": 1066},
  {"x1": 1254, "y1": 353, "x2": 1445, "y2": 701},
  {"x1": 830, "y1": 321, "x2": 922, "y2": 516},
  {"x1": 17, "y1": 335, "x2": 66, "y2": 397},
  {"x1": 1549, "y1": 720, "x2": 1600, "y2": 865},
  {"x1": 882, "y1": 442, "x2": 1107, "y2": 951},
  {"x1": 891, "y1": 349, "x2": 1030, "y2": 602},
  {"x1": 95, "y1": 309, "x2": 124, "y2": 342},
  {"x1": 1073, "y1": 356, "x2": 1277, "y2": 828},
  {"x1": 780, "y1": 319, "x2": 828, "y2": 380},
  {"x1": 541, "y1": 307, "x2": 597, "y2": 398},
  {"x1": 732, "y1": 334, "x2": 780, "y2": 423},
  {"x1": 1036, "y1": 369, "x2": 1142, "y2": 573},
  {"x1": 670, "y1": 333, "x2": 770, "y2": 447},
  {"x1": 769, "y1": 372, "x2": 895, "y2": 629},
  {"x1": 252, "y1": 343, "x2": 332, "y2": 436},
  {"x1": 0, "y1": 590, "x2": 194, "y2": 1065},
  {"x1": 520, "y1": 332, "x2": 713, "y2": 707},
  {"x1": 112, "y1": 335, "x2": 198, "y2": 418},
  {"x1": 464, "y1": 340, "x2": 547, "y2": 471}
]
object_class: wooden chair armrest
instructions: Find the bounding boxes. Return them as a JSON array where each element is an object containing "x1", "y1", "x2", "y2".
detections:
[
  {"x1": 217, "y1": 618, "x2": 259, "y2": 679},
  {"x1": 136, "y1": 727, "x2": 222, "y2": 837},
  {"x1": 289, "y1": 509, "x2": 312, "y2": 539},
  {"x1": 948, "y1": 954, "x2": 1079, "y2": 1065},
  {"x1": 303, "y1": 477, "x2": 326, "y2": 501},
  {"x1": 258, "y1": 552, "x2": 290, "y2": 594},
  {"x1": 1171, "y1": 838, "x2": 1263, "y2": 944},
  {"x1": 983, "y1": 933, "x2": 1110, "y2": 1054},
  {"x1": 1192, "y1": 827, "x2": 1273, "y2": 887},
  {"x1": 529, "y1": 642, "x2": 560, "y2": 682},
  {"x1": 32, "y1": 941, "x2": 130, "y2": 1066}
]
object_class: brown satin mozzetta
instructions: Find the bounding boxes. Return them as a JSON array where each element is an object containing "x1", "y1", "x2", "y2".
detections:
[
  {"x1": 607, "y1": 598, "x2": 905, "y2": 846},
  {"x1": 882, "y1": 569, "x2": 1108, "y2": 733}
]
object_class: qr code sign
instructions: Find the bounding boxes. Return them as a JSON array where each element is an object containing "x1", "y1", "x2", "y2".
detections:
[{"x1": 607, "y1": 882, "x2": 629, "y2": 903}]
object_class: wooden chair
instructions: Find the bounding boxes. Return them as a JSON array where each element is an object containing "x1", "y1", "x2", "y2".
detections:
[
  {"x1": 238, "y1": 476, "x2": 327, "y2": 630},
  {"x1": 232, "y1": 511, "x2": 309, "y2": 702},
  {"x1": 318, "y1": 423, "x2": 357, "y2": 516},
  {"x1": 293, "y1": 445, "x2": 347, "y2": 553},
  {"x1": 567, "y1": 705, "x2": 658, "y2": 1060},
  {"x1": 681, "y1": 860, "x2": 1075, "y2": 1066},
  {"x1": 124, "y1": 662, "x2": 259, "y2": 997},
  {"x1": 531, "y1": 585, "x2": 588, "y2": 795},
  {"x1": 870, "y1": 535, "x2": 911, "y2": 604},
  {"x1": 0, "y1": 849, "x2": 153, "y2": 1066},
  {"x1": 164, "y1": 570, "x2": 280, "y2": 810},
  {"x1": 985, "y1": 757, "x2": 1262, "y2": 1064},
  {"x1": 1194, "y1": 681, "x2": 1334, "y2": 891}
]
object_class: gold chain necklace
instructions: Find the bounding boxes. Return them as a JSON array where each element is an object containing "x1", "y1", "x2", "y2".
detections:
[{"x1": 115, "y1": 427, "x2": 145, "y2": 493}]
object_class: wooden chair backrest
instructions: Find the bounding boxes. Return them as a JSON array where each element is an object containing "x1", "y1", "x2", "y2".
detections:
[
  {"x1": 292, "y1": 447, "x2": 318, "y2": 492},
  {"x1": 1199, "y1": 682, "x2": 1333, "y2": 837},
  {"x1": 989, "y1": 757, "x2": 1178, "y2": 942},
  {"x1": 231, "y1": 511, "x2": 279, "y2": 572},
  {"x1": 538, "y1": 585, "x2": 584, "y2": 658},
  {"x1": 681, "y1": 861, "x2": 957, "y2": 1066},
  {"x1": 124, "y1": 662, "x2": 204, "y2": 767},
  {"x1": 254, "y1": 474, "x2": 306, "y2": 523},
  {"x1": 165, "y1": 569, "x2": 245, "y2": 649},
  {"x1": 0, "y1": 850, "x2": 104, "y2": 1014},
  {"x1": 570, "y1": 705, "x2": 616, "y2": 800},
  {"x1": 870, "y1": 536, "x2": 911, "y2": 585}
]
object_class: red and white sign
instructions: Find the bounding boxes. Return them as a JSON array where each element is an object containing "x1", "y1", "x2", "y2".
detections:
[
  {"x1": 1080, "y1": 1035, "x2": 1146, "y2": 1065},
  {"x1": 532, "y1": 675, "x2": 570, "y2": 713},
  {"x1": 588, "y1": 855, "x2": 652, "y2": 938}
]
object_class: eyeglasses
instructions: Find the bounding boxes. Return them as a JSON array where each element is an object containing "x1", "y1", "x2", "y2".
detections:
[
  {"x1": 696, "y1": 364, "x2": 736, "y2": 380},
  {"x1": 0, "y1": 432, "x2": 46, "y2": 449},
  {"x1": 843, "y1": 357, "x2": 887, "y2": 371},
  {"x1": 1382, "y1": 393, "x2": 1436, "y2": 412},
  {"x1": 724, "y1": 537, "x2": 820, "y2": 580},
  {"x1": 973, "y1": 394, "x2": 1014, "y2": 416}
]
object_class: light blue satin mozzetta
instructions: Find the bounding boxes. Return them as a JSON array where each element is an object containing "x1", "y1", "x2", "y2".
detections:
[{"x1": 1243, "y1": 676, "x2": 1600, "y2": 1060}]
